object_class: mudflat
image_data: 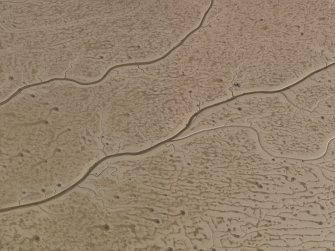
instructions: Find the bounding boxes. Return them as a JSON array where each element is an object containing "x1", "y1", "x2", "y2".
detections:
[{"x1": 1, "y1": 0, "x2": 335, "y2": 250}]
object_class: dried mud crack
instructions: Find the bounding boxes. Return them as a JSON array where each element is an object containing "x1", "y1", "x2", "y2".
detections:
[
  {"x1": 0, "y1": 0, "x2": 214, "y2": 108},
  {"x1": 173, "y1": 124, "x2": 335, "y2": 162},
  {"x1": 1, "y1": 60, "x2": 335, "y2": 214}
]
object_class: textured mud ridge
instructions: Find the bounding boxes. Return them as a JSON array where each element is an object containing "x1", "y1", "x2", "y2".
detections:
[{"x1": 1, "y1": 0, "x2": 335, "y2": 250}]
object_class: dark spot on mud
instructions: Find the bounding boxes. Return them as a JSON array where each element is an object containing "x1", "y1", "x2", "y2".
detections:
[
  {"x1": 33, "y1": 235, "x2": 40, "y2": 241},
  {"x1": 103, "y1": 224, "x2": 110, "y2": 231}
]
